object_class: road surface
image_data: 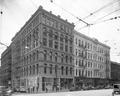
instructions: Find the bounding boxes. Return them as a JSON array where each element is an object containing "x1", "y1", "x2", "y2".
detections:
[{"x1": 12, "y1": 89, "x2": 119, "y2": 96}]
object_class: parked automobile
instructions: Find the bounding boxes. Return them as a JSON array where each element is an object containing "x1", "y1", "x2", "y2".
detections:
[
  {"x1": 0, "y1": 86, "x2": 13, "y2": 96},
  {"x1": 13, "y1": 88, "x2": 26, "y2": 93},
  {"x1": 112, "y1": 84, "x2": 120, "y2": 96}
]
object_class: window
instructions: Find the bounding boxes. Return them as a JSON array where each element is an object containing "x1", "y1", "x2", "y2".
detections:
[
  {"x1": 36, "y1": 64, "x2": 39, "y2": 74},
  {"x1": 44, "y1": 50, "x2": 47, "y2": 60},
  {"x1": 43, "y1": 38, "x2": 47, "y2": 46},
  {"x1": 65, "y1": 36, "x2": 68, "y2": 44},
  {"x1": 61, "y1": 66, "x2": 64, "y2": 75},
  {"x1": 76, "y1": 38, "x2": 77, "y2": 45},
  {"x1": 54, "y1": 41, "x2": 58, "y2": 49},
  {"x1": 50, "y1": 52, "x2": 52, "y2": 61},
  {"x1": 23, "y1": 68, "x2": 25, "y2": 76},
  {"x1": 60, "y1": 34, "x2": 64, "y2": 42},
  {"x1": 54, "y1": 32, "x2": 58, "y2": 40},
  {"x1": 42, "y1": 15, "x2": 46, "y2": 23},
  {"x1": 76, "y1": 69, "x2": 77, "y2": 76},
  {"x1": 33, "y1": 15, "x2": 39, "y2": 27},
  {"x1": 79, "y1": 70, "x2": 81, "y2": 76},
  {"x1": 76, "y1": 59, "x2": 77, "y2": 65},
  {"x1": 55, "y1": 53, "x2": 58, "y2": 62},
  {"x1": 60, "y1": 43, "x2": 63, "y2": 51},
  {"x1": 70, "y1": 56, "x2": 72, "y2": 63},
  {"x1": 33, "y1": 65, "x2": 35, "y2": 74},
  {"x1": 30, "y1": 66, "x2": 32, "y2": 75},
  {"x1": 65, "y1": 55, "x2": 68, "y2": 63},
  {"x1": 69, "y1": 38, "x2": 73, "y2": 45},
  {"x1": 55, "y1": 65, "x2": 57, "y2": 74},
  {"x1": 82, "y1": 60, "x2": 84, "y2": 66},
  {"x1": 76, "y1": 49, "x2": 77, "y2": 56},
  {"x1": 79, "y1": 59, "x2": 81, "y2": 66},
  {"x1": 79, "y1": 40, "x2": 81, "y2": 47},
  {"x1": 33, "y1": 53, "x2": 35, "y2": 62},
  {"x1": 43, "y1": 27, "x2": 47, "y2": 36},
  {"x1": 70, "y1": 67, "x2": 72, "y2": 75},
  {"x1": 36, "y1": 51, "x2": 39, "y2": 61},
  {"x1": 26, "y1": 67, "x2": 28, "y2": 76},
  {"x1": 49, "y1": 39, "x2": 53, "y2": 48},
  {"x1": 50, "y1": 64, "x2": 52, "y2": 74},
  {"x1": 65, "y1": 45, "x2": 68, "y2": 52},
  {"x1": 70, "y1": 47, "x2": 73, "y2": 53},
  {"x1": 30, "y1": 54, "x2": 32, "y2": 63},
  {"x1": 43, "y1": 27, "x2": 47, "y2": 31},
  {"x1": 26, "y1": 56, "x2": 28, "y2": 64},
  {"x1": 61, "y1": 54, "x2": 64, "y2": 63},
  {"x1": 49, "y1": 29, "x2": 53, "y2": 38},
  {"x1": 44, "y1": 64, "x2": 47, "y2": 74}
]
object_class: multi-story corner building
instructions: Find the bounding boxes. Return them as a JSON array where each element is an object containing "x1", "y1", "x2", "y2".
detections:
[
  {"x1": 0, "y1": 45, "x2": 12, "y2": 87},
  {"x1": 110, "y1": 61, "x2": 120, "y2": 84},
  {"x1": 74, "y1": 30, "x2": 110, "y2": 88},
  {"x1": 11, "y1": 6, "x2": 75, "y2": 93}
]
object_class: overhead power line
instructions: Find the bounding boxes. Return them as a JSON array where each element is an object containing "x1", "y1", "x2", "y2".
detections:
[
  {"x1": 50, "y1": 0, "x2": 89, "y2": 25},
  {"x1": 93, "y1": 8, "x2": 120, "y2": 24},
  {"x1": 77, "y1": 8, "x2": 120, "y2": 31},
  {"x1": 78, "y1": 15, "x2": 120, "y2": 31},
  {"x1": 0, "y1": 42, "x2": 8, "y2": 47},
  {"x1": 83, "y1": 0, "x2": 120, "y2": 20}
]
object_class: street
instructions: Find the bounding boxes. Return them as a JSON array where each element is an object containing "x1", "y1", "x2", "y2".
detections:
[{"x1": 12, "y1": 89, "x2": 117, "y2": 96}]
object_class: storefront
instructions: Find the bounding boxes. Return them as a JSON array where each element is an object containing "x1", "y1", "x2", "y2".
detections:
[{"x1": 42, "y1": 77, "x2": 73, "y2": 92}]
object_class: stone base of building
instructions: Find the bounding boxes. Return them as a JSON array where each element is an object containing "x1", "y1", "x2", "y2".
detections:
[{"x1": 13, "y1": 76, "x2": 73, "y2": 93}]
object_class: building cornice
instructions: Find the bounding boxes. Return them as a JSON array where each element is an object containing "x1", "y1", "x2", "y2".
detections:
[{"x1": 12, "y1": 6, "x2": 75, "y2": 42}]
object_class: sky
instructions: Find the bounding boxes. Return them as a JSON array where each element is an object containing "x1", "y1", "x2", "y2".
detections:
[{"x1": 0, "y1": 0, "x2": 120, "y2": 63}]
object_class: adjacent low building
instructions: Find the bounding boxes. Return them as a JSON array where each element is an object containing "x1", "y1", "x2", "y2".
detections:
[{"x1": 74, "y1": 30, "x2": 111, "y2": 88}]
